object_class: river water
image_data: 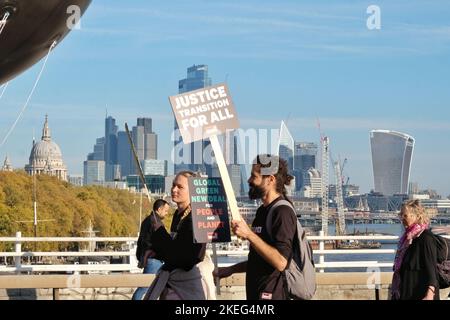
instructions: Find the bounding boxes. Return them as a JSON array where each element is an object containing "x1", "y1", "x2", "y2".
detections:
[{"x1": 218, "y1": 222, "x2": 444, "y2": 273}]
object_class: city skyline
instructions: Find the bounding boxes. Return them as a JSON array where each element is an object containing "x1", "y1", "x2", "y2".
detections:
[
  {"x1": 84, "y1": 116, "x2": 160, "y2": 185},
  {"x1": 0, "y1": 0, "x2": 449, "y2": 196}
]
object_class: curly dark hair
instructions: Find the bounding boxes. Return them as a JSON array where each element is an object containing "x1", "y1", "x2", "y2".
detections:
[{"x1": 253, "y1": 154, "x2": 294, "y2": 203}]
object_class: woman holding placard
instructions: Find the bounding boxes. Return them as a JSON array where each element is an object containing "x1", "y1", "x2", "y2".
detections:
[{"x1": 145, "y1": 171, "x2": 215, "y2": 300}]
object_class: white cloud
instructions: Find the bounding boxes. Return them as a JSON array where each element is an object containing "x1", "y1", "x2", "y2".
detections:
[
  {"x1": 74, "y1": 1, "x2": 450, "y2": 60},
  {"x1": 240, "y1": 117, "x2": 450, "y2": 132}
]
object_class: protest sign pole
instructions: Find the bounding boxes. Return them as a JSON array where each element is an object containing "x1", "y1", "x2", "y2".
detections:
[
  {"x1": 125, "y1": 123, "x2": 153, "y2": 207},
  {"x1": 169, "y1": 83, "x2": 243, "y2": 295},
  {"x1": 169, "y1": 83, "x2": 241, "y2": 222},
  {"x1": 209, "y1": 134, "x2": 241, "y2": 222},
  {"x1": 211, "y1": 241, "x2": 221, "y2": 296},
  {"x1": 210, "y1": 134, "x2": 242, "y2": 297}
]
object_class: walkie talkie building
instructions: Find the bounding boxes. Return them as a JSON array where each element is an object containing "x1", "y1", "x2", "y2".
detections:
[{"x1": 370, "y1": 130, "x2": 415, "y2": 196}]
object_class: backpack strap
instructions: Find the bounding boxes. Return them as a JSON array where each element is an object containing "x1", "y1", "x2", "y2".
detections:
[
  {"x1": 265, "y1": 199, "x2": 298, "y2": 299},
  {"x1": 265, "y1": 199, "x2": 296, "y2": 242}
]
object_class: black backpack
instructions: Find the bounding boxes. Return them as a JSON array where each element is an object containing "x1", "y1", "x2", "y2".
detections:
[{"x1": 434, "y1": 234, "x2": 450, "y2": 289}]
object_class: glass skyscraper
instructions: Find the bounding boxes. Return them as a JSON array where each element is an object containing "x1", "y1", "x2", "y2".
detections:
[
  {"x1": 83, "y1": 160, "x2": 105, "y2": 186},
  {"x1": 293, "y1": 142, "x2": 318, "y2": 191},
  {"x1": 128, "y1": 117, "x2": 158, "y2": 177},
  {"x1": 174, "y1": 64, "x2": 212, "y2": 175},
  {"x1": 104, "y1": 116, "x2": 118, "y2": 181},
  {"x1": 117, "y1": 131, "x2": 132, "y2": 177},
  {"x1": 278, "y1": 121, "x2": 295, "y2": 172},
  {"x1": 87, "y1": 137, "x2": 105, "y2": 161},
  {"x1": 370, "y1": 130, "x2": 415, "y2": 196},
  {"x1": 178, "y1": 65, "x2": 212, "y2": 93}
]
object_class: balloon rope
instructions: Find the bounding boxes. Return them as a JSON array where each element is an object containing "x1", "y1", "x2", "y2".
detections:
[
  {"x1": 0, "y1": 41, "x2": 57, "y2": 148},
  {"x1": 0, "y1": 12, "x2": 11, "y2": 100},
  {"x1": 0, "y1": 82, "x2": 9, "y2": 100},
  {"x1": 0, "y1": 11, "x2": 9, "y2": 35}
]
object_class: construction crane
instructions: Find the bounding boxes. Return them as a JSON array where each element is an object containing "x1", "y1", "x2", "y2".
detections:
[
  {"x1": 317, "y1": 119, "x2": 329, "y2": 235},
  {"x1": 341, "y1": 158, "x2": 348, "y2": 185},
  {"x1": 321, "y1": 137, "x2": 329, "y2": 235},
  {"x1": 333, "y1": 159, "x2": 346, "y2": 236}
]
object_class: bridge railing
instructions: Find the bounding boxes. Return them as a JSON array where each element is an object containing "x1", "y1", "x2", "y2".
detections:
[
  {"x1": 0, "y1": 232, "x2": 140, "y2": 273},
  {"x1": 1, "y1": 232, "x2": 449, "y2": 274},
  {"x1": 310, "y1": 231, "x2": 398, "y2": 272}
]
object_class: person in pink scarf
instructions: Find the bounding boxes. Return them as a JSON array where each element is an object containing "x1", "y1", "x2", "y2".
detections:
[{"x1": 391, "y1": 199, "x2": 439, "y2": 300}]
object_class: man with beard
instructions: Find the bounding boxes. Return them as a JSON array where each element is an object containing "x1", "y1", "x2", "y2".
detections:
[{"x1": 215, "y1": 155, "x2": 297, "y2": 300}]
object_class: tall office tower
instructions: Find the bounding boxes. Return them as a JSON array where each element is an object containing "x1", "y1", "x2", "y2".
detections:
[
  {"x1": 230, "y1": 133, "x2": 249, "y2": 197},
  {"x1": 137, "y1": 118, "x2": 152, "y2": 133},
  {"x1": 83, "y1": 160, "x2": 105, "y2": 186},
  {"x1": 130, "y1": 118, "x2": 158, "y2": 174},
  {"x1": 132, "y1": 125, "x2": 145, "y2": 161},
  {"x1": 137, "y1": 117, "x2": 157, "y2": 159},
  {"x1": 278, "y1": 121, "x2": 295, "y2": 173},
  {"x1": 145, "y1": 133, "x2": 157, "y2": 160},
  {"x1": 293, "y1": 142, "x2": 318, "y2": 191},
  {"x1": 117, "y1": 131, "x2": 132, "y2": 178},
  {"x1": 178, "y1": 64, "x2": 212, "y2": 92},
  {"x1": 87, "y1": 137, "x2": 105, "y2": 161},
  {"x1": 370, "y1": 130, "x2": 415, "y2": 196},
  {"x1": 104, "y1": 116, "x2": 118, "y2": 181},
  {"x1": 228, "y1": 134, "x2": 245, "y2": 197},
  {"x1": 174, "y1": 64, "x2": 212, "y2": 175}
]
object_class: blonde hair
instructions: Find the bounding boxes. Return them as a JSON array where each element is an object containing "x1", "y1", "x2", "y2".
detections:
[
  {"x1": 401, "y1": 199, "x2": 429, "y2": 224},
  {"x1": 175, "y1": 170, "x2": 199, "y2": 179}
]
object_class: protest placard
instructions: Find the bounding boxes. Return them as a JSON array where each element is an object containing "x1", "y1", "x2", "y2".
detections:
[
  {"x1": 169, "y1": 83, "x2": 239, "y2": 144},
  {"x1": 188, "y1": 177, "x2": 231, "y2": 243},
  {"x1": 169, "y1": 83, "x2": 242, "y2": 222}
]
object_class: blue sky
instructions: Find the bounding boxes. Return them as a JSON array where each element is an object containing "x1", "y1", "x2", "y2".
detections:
[{"x1": 0, "y1": 0, "x2": 449, "y2": 196}]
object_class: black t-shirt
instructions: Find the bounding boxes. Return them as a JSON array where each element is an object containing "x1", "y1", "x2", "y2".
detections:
[{"x1": 246, "y1": 197, "x2": 297, "y2": 300}]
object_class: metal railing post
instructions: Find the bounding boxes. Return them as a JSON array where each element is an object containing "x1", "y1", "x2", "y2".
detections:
[
  {"x1": 319, "y1": 230, "x2": 325, "y2": 273},
  {"x1": 129, "y1": 241, "x2": 134, "y2": 272},
  {"x1": 53, "y1": 288, "x2": 60, "y2": 300},
  {"x1": 14, "y1": 232, "x2": 22, "y2": 274}
]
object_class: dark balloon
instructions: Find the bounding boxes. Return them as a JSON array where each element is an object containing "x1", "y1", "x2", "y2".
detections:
[{"x1": 0, "y1": 0, "x2": 91, "y2": 85}]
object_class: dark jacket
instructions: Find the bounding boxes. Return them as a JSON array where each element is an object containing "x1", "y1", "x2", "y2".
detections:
[
  {"x1": 398, "y1": 229, "x2": 440, "y2": 300},
  {"x1": 151, "y1": 208, "x2": 206, "y2": 272},
  {"x1": 136, "y1": 212, "x2": 162, "y2": 264}
]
